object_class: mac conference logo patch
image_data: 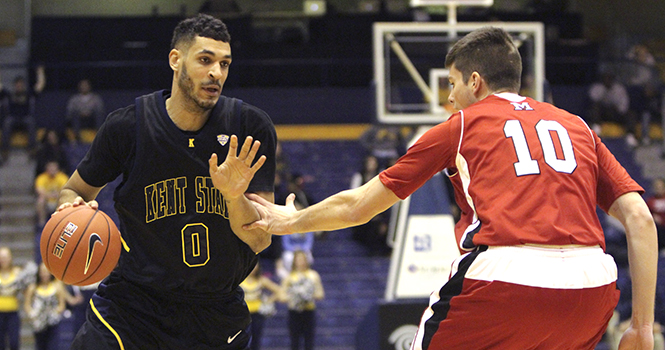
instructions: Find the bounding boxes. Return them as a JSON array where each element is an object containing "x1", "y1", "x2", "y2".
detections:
[{"x1": 217, "y1": 134, "x2": 229, "y2": 146}]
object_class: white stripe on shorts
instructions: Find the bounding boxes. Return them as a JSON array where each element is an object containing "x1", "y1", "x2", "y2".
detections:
[{"x1": 464, "y1": 245, "x2": 617, "y2": 289}]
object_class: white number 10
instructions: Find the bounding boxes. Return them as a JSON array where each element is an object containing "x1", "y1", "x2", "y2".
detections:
[{"x1": 503, "y1": 120, "x2": 577, "y2": 176}]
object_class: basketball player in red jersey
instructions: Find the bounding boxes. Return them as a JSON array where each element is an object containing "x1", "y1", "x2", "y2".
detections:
[{"x1": 243, "y1": 27, "x2": 657, "y2": 349}]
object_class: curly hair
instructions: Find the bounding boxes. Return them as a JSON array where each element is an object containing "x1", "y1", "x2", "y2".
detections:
[{"x1": 170, "y1": 13, "x2": 231, "y2": 50}]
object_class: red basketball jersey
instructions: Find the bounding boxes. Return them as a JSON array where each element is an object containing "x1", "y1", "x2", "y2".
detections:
[{"x1": 380, "y1": 93, "x2": 643, "y2": 250}]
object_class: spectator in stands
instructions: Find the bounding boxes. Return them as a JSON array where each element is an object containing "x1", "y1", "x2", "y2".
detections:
[
  {"x1": 34, "y1": 160, "x2": 69, "y2": 227},
  {"x1": 647, "y1": 177, "x2": 665, "y2": 252},
  {"x1": 0, "y1": 246, "x2": 36, "y2": 350},
  {"x1": 34, "y1": 129, "x2": 70, "y2": 179},
  {"x1": 65, "y1": 78, "x2": 105, "y2": 143},
  {"x1": 275, "y1": 141, "x2": 291, "y2": 185},
  {"x1": 281, "y1": 250, "x2": 324, "y2": 350},
  {"x1": 350, "y1": 154, "x2": 381, "y2": 189},
  {"x1": 65, "y1": 283, "x2": 95, "y2": 341},
  {"x1": 274, "y1": 141, "x2": 292, "y2": 205},
  {"x1": 625, "y1": 44, "x2": 663, "y2": 145},
  {"x1": 587, "y1": 68, "x2": 638, "y2": 146},
  {"x1": 240, "y1": 262, "x2": 282, "y2": 350},
  {"x1": 24, "y1": 262, "x2": 80, "y2": 350},
  {"x1": 350, "y1": 154, "x2": 392, "y2": 256},
  {"x1": 286, "y1": 173, "x2": 316, "y2": 209},
  {"x1": 276, "y1": 204, "x2": 315, "y2": 281},
  {"x1": 0, "y1": 65, "x2": 45, "y2": 161},
  {"x1": 359, "y1": 124, "x2": 406, "y2": 170}
]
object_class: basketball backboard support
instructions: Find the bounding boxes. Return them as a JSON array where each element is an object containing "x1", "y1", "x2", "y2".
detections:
[{"x1": 373, "y1": 22, "x2": 545, "y2": 125}]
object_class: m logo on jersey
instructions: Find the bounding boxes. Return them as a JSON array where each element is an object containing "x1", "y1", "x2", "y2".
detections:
[
  {"x1": 510, "y1": 102, "x2": 534, "y2": 111},
  {"x1": 217, "y1": 134, "x2": 229, "y2": 146}
]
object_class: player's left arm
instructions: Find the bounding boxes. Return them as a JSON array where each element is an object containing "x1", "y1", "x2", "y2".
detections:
[
  {"x1": 209, "y1": 135, "x2": 271, "y2": 253},
  {"x1": 609, "y1": 192, "x2": 657, "y2": 349},
  {"x1": 226, "y1": 191, "x2": 274, "y2": 253}
]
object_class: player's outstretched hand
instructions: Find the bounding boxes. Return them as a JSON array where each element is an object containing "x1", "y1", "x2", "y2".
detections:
[
  {"x1": 617, "y1": 324, "x2": 654, "y2": 350},
  {"x1": 55, "y1": 196, "x2": 98, "y2": 213},
  {"x1": 244, "y1": 193, "x2": 298, "y2": 235},
  {"x1": 209, "y1": 135, "x2": 266, "y2": 200}
]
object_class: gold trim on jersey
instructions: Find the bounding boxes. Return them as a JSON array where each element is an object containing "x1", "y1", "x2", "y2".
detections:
[{"x1": 90, "y1": 299, "x2": 125, "y2": 350}]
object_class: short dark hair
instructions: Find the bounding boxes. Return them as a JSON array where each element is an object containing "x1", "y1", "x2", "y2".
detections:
[
  {"x1": 445, "y1": 27, "x2": 522, "y2": 92},
  {"x1": 170, "y1": 13, "x2": 231, "y2": 50}
]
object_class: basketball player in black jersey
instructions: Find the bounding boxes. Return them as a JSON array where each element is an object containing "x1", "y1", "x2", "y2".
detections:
[{"x1": 56, "y1": 14, "x2": 277, "y2": 350}]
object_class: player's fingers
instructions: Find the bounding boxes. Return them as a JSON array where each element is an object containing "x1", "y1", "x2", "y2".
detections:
[
  {"x1": 208, "y1": 153, "x2": 219, "y2": 172},
  {"x1": 87, "y1": 200, "x2": 99, "y2": 209},
  {"x1": 226, "y1": 135, "x2": 239, "y2": 158},
  {"x1": 250, "y1": 155, "x2": 266, "y2": 173},
  {"x1": 243, "y1": 219, "x2": 266, "y2": 231},
  {"x1": 238, "y1": 136, "x2": 254, "y2": 159},
  {"x1": 55, "y1": 202, "x2": 72, "y2": 213},
  {"x1": 285, "y1": 193, "x2": 297, "y2": 208},
  {"x1": 246, "y1": 140, "x2": 262, "y2": 165},
  {"x1": 246, "y1": 193, "x2": 271, "y2": 206},
  {"x1": 72, "y1": 197, "x2": 86, "y2": 207}
]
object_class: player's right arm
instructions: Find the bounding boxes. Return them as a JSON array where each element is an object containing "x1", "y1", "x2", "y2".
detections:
[
  {"x1": 246, "y1": 176, "x2": 401, "y2": 235},
  {"x1": 609, "y1": 192, "x2": 657, "y2": 350},
  {"x1": 57, "y1": 170, "x2": 104, "y2": 211},
  {"x1": 245, "y1": 118, "x2": 459, "y2": 235}
]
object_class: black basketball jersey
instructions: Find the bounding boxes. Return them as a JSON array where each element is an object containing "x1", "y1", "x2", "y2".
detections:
[{"x1": 77, "y1": 90, "x2": 277, "y2": 299}]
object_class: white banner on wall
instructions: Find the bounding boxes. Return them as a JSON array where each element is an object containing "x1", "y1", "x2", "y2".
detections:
[
  {"x1": 392, "y1": 214, "x2": 459, "y2": 299},
  {"x1": 385, "y1": 168, "x2": 461, "y2": 301}
]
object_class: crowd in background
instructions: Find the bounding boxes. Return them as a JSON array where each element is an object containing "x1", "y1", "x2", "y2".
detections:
[{"x1": 587, "y1": 43, "x2": 665, "y2": 151}]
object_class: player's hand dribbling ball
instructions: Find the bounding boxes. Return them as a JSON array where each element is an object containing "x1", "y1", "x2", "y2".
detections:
[{"x1": 40, "y1": 206, "x2": 122, "y2": 286}]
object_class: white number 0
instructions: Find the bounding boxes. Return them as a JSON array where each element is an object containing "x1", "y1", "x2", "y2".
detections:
[{"x1": 503, "y1": 120, "x2": 577, "y2": 176}]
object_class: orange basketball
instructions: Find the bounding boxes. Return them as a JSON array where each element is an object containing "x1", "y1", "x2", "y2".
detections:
[{"x1": 40, "y1": 206, "x2": 122, "y2": 286}]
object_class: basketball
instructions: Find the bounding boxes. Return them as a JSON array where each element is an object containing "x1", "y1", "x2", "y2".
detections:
[{"x1": 40, "y1": 206, "x2": 122, "y2": 286}]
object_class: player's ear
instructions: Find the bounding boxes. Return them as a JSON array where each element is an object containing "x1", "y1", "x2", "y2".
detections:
[
  {"x1": 169, "y1": 49, "x2": 181, "y2": 72},
  {"x1": 469, "y1": 72, "x2": 482, "y2": 92}
]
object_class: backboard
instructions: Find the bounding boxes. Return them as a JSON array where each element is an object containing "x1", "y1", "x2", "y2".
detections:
[{"x1": 373, "y1": 22, "x2": 545, "y2": 124}]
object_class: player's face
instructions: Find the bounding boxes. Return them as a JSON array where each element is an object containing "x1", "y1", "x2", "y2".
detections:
[
  {"x1": 177, "y1": 36, "x2": 232, "y2": 111},
  {"x1": 447, "y1": 65, "x2": 478, "y2": 110}
]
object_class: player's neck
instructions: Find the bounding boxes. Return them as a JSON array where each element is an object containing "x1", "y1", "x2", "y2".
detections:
[{"x1": 165, "y1": 95, "x2": 211, "y2": 132}]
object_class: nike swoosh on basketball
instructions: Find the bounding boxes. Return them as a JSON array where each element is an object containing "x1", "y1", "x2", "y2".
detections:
[
  {"x1": 227, "y1": 330, "x2": 242, "y2": 344},
  {"x1": 84, "y1": 233, "x2": 103, "y2": 274}
]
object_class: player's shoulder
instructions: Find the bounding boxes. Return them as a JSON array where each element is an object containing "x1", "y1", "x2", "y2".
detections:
[
  {"x1": 215, "y1": 95, "x2": 274, "y2": 127},
  {"x1": 101, "y1": 103, "x2": 137, "y2": 134},
  {"x1": 239, "y1": 100, "x2": 274, "y2": 126}
]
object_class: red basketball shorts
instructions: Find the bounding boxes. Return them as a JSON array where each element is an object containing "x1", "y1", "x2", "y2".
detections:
[{"x1": 410, "y1": 245, "x2": 620, "y2": 350}]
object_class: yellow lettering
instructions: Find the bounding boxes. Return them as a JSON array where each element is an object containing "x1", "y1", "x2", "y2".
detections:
[
  {"x1": 195, "y1": 177, "x2": 206, "y2": 213},
  {"x1": 156, "y1": 181, "x2": 166, "y2": 219},
  {"x1": 176, "y1": 177, "x2": 187, "y2": 214},
  {"x1": 145, "y1": 184, "x2": 156, "y2": 223}
]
